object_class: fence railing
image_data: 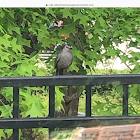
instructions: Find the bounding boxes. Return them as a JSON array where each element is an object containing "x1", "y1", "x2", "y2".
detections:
[{"x1": 1, "y1": 74, "x2": 140, "y2": 140}]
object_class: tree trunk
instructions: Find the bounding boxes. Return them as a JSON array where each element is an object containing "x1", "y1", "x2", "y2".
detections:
[{"x1": 60, "y1": 70, "x2": 81, "y2": 117}]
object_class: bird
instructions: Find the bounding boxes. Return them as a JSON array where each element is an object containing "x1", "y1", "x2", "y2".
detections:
[{"x1": 55, "y1": 43, "x2": 73, "y2": 75}]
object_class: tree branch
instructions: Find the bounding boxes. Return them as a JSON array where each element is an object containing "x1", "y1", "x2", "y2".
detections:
[{"x1": 118, "y1": 55, "x2": 132, "y2": 71}]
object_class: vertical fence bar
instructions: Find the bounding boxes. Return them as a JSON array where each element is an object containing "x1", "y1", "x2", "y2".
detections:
[
  {"x1": 123, "y1": 84, "x2": 129, "y2": 116},
  {"x1": 13, "y1": 87, "x2": 19, "y2": 140},
  {"x1": 85, "y1": 85, "x2": 92, "y2": 117},
  {"x1": 49, "y1": 86, "x2": 55, "y2": 136}
]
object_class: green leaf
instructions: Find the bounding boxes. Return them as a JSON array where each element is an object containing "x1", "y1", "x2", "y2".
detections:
[
  {"x1": 113, "y1": 31, "x2": 120, "y2": 37},
  {"x1": 0, "y1": 51, "x2": 10, "y2": 62},
  {"x1": 0, "y1": 61, "x2": 10, "y2": 68},
  {"x1": 58, "y1": 29, "x2": 69, "y2": 37},
  {"x1": 26, "y1": 97, "x2": 44, "y2": 117},
  {"x1": 121, "y1": 8, "x2": 134, "y2": 16},
  {"x1": 41, "y1": 37, "x2": 51, "y2": 47},
  {"x1": 64, "y1": 22, "x2": 76, "y2": 35},
  {"x1": 0, "y1": 24, "x2": 7, "y2": 34},
  {"x1": 28, "y1": 27, "x2": 37, "y2": 35},
  {"x1": 33, "y1": 12, "x2": 40, "y2": 16},
  {"x1": 70, "y1": 61, "x2": 79, "y2": 72},
  {"x1": 94, "y1": 24, "x2": 103, "y2": 34},
  {"x1": 98, "y1": 16, "x2": 106, "y2": 28},
  {"x1": 121, "y1": 34, "x2": 128, "y2": 41},
  {"x1": 0, "y1": 129, "x2": 5, "y2": 138},
  {"x1": 29, "y1": 51, "x2": 38, "y2": 58},
  {"x1": 59, "y1": 9, "x2": 72, "y2": 18},
  {"x1": 26, "y1": 104, "x2": 43, "y2": 117},
  {"x1": 1, "y1": 87, "x2": 13, "y2": 101},
  {"x1": 79, "y1": 16, "x2": 89, "y2": 27},
  {"x1": 129, "y1": 40, "x2": 137, "y2": 47},
  {"x1": 84, "y1": 50, "x2": 96, "y2": 58},
  {"x1": 5, "y1": 129, "x2": 12, "y2": 138},
  {"x1": 38, "y1": 30, "x2": 48, "y2": 42},
  {"x1": 84, "y1": 60, "x2": 95, "y2": 68},
  {"x1": 9, "y1": 9, "x2": 15, "y2": 18},
  {"x1": 72, "y1": 48, "x2": 84, "y2": 60},
  {"x1": 55, "y1": 86, "x2": 64, "y2": 110},
  {"x1": 0, "y1": 9, "x2": 5, "y2": 18},
  {"x1": 11, "y1": 60, "x2": 23, "y2": 66},
  {"x1": 129, "y1": 85, "x2": 138, "y2": 97},
  {"x1": 0, "y1": 34, "x2": 11, "y2": 47},
  {"x1": 8, "y1": 25, "x2": 21, "y2": 35},
  {"x1": 88, "y1": 33, "x2": 93, "y2": 39},
  {"x1": 10, "y1": 38, "x2": 23, "y2": 53},
  {"x1": 120, "y1": 54, "x2": 129, "y2": 63},
  {"x1": 19, "y1": 129, "x2": 22, "y2": 139},
  {"x1": 106, "y1": 47, "x2": 117, "y2": 58},
  {"x1": 46, "y1": 8, "x2": 56, "y2": 17},
  {"x1": 73, "y1": 11, "x2": 82, "y2": 22},
  {"x1": 3, "y1": 8, "x2": 14, "y2": 19},
  {"x1": 0, "y1": 105, "x2": 12, "y2": 118},
  {"x1": 16, "y1": 35, "x2": 31, "y2": 47}
]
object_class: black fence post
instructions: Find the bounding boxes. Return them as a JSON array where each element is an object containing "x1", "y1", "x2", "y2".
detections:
[
  {"x1": 13, "y1": 87, "x2": 19, "y2": 140},
  {"x1": 49, "y1": 86, "x2": 55, "y2": 136},
  {"x1": 85, "y1": 85, "x2": 92, "y2": 117},
  {"x1": 123, "y1": 84, "x2": 129, "y2": 116}
]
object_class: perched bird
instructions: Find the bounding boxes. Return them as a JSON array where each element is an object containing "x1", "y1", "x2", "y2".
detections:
[{"x1": 55, "y1": 43, "x2": 73, "y2": 75}]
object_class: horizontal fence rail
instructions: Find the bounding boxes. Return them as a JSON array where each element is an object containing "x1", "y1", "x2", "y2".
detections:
[
  {"x1": 0, "y1": 74, "x2": 140, "y2": 87},
  {"x1": 0, "y1": 74, "x2": 140, "y2": 140},
  {"x1": 1, "y1": 116, "x2": 140, "y2": 129}
]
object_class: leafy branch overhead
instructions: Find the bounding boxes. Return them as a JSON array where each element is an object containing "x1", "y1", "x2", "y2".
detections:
[
  {"x1": 1, "y1": 8, "x2": 140, "y2": 75},
  {"x1": 45, "y1": 8, "x2": 140, "y2": 74}
]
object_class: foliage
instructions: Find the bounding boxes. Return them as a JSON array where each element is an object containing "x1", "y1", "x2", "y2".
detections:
[
  {"x1": 44, "y1": 8, "x2": 140, "y2": 75},
  {"x1": 1, "y1": 7, "x2": 140, "y2": 139},
  {"x1": 79, "y1": 68, "x2": 140, "y2": 116}
]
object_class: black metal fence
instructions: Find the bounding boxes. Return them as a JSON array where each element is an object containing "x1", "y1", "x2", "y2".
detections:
[{"x1": 1, "y1": 74, "x2": 140, "y2": 140}]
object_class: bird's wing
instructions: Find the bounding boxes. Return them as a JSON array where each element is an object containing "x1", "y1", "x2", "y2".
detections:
[{"x1": 55, "y1": 51, "x2": 62, "y2": 69}]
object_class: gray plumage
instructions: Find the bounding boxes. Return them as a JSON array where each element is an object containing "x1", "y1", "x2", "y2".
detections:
[{"x1": 55, "y1": 44, "x2": 73, "y2": 75}]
